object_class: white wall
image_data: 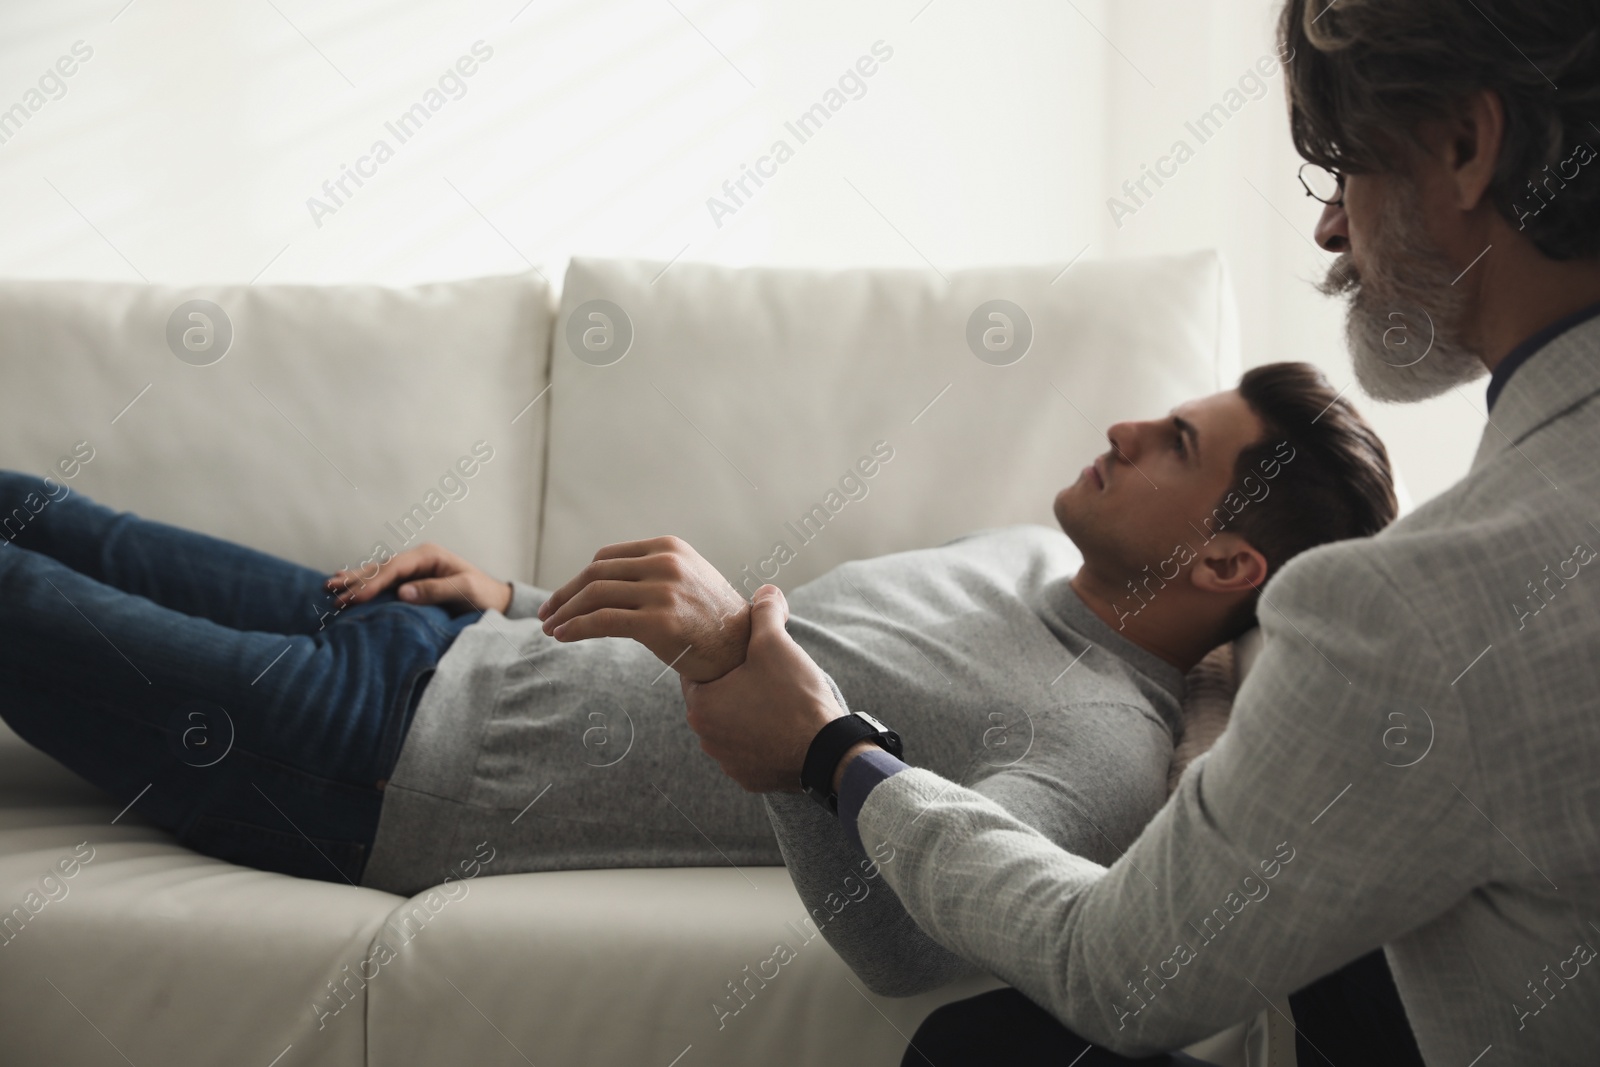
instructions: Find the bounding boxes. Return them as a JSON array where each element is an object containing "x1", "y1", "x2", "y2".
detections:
[
  {"x1": 0, "y1": 0, "x2": 1481, "y2": 503},
  {"x1": 1094, "y1": 0, "x2": 1483, "y2": 508}
]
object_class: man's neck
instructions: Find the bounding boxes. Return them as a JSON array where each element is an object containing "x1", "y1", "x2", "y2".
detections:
[
  {"x1": 1067, "y1": 567, "x2": 1208, "y2": 674},
  {"x1": 1468, "y1": 235, "x2": 1600, "y2": 373}
]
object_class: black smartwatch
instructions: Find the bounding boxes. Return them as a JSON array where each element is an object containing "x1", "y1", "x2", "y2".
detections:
[{"x1": 800, "y1": 711, "x2": 903, "y2": 813}]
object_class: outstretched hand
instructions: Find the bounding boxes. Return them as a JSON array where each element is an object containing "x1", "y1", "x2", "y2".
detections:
[
  {"x1": 537, "y1": 536, "x2": 751, "y2": 684},
  {"x1": 681, "y1": 584, "x2": 845, "y2": 793},
  {"x1": 326, "y1": 542, "x2": 513, "y2": 616}
]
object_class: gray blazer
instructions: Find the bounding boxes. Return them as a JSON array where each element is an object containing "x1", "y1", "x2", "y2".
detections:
[{"x1": 853, "y1": 315, "x2": 1600, "y2": 1064}]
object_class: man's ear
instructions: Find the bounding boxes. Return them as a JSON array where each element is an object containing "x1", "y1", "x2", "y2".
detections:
[
  {"x1": 1415, "y1": 87, "x2": 1504, "y2": 213},
  {"x1": 1188, "y1": 534, "x2": 1268, "y2": 596}
]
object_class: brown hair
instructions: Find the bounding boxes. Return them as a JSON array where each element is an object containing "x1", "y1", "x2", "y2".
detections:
[
  {"x1": 1278, "y1": 0, "x2": 1600, "y2": 261},
  {"x1": 1216, "y1": 362, "x2": 1399, "y2": 638}
]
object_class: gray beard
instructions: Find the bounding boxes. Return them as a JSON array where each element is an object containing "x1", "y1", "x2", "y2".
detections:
[{"x1": 1316, "y1": 182, "x2": 1487, "y2": 403}]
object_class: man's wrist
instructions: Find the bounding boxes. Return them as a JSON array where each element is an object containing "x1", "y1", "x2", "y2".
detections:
[{"x1": 831, "y1": 738, "x2": 879, "y2": 795}]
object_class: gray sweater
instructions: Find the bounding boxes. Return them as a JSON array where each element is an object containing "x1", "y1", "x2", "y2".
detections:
[{"x1": 360, "y1": 525, "x2": 1185, "y2": 899}]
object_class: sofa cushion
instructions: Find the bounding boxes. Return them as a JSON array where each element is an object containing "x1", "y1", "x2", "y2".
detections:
[
  {"x1": 363, "y1": 865, "x2": 1003, "y2": 1066},
  {"x1": 0, "y1": 764, "x2": 390, "y2": 1066},
  {"x1": 0, "y1": 714, "x2": 1004, "y2": 1067},
  {"x1": 0, "y1": 272, "x2": 551, "y2": 582},
  {"x1": 537, "y1": 252, "x2": 1239, "y2": 589}
]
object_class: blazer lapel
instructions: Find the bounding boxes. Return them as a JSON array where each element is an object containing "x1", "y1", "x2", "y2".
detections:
[{"x1": 1469, "y1": 315, "x2": 1600, "y2": 476}]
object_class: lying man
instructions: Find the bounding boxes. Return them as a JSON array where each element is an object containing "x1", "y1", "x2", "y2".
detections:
[{"x1": 0, "y1": 361, "x2": 1393, "y2": 907}]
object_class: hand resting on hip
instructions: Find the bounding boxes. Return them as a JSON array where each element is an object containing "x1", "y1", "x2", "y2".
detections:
[{"x1": 326, "y1": 542, "x2": 514, "y2": 616}]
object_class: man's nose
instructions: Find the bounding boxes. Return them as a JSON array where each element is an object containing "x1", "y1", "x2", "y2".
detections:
[
  {"x1": 1315, "y1": 199, "x2": 1349, "y2": 253},
  {"x1": 1106, "y1": 421, "x2": 1139, "y2": 461}
]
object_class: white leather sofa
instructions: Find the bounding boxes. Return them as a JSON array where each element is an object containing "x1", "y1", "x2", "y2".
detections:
[{"x1": 0, "y1": 252, "x2": 1292, "y2": 1066}]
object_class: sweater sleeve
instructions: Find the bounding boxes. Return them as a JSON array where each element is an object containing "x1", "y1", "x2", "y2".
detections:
[
  {"x1": 764, "y1": 691, "x2": 1175, "y2": 998},
  {"x1": 504, "y1": 580, "x2": 547, "y2": 620},
  {"x1": 852, "y1": 548, "x2": 1486, "y2": 1055}
]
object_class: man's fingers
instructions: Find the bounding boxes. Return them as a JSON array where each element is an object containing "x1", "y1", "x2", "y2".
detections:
[
  {"x1": 540, "y1": 556, "x2": 633, "y2": 620},
  {"x1": 747, "y1": 584, "x2": 791, "y2": 640},
  {"x1": 396, "y1": 576, "x2": 474, "y2": 608},
  {"x1": 536, "y1": 536, "x2": 690, "y2": 618},
  {"x1": 542, "y1": 576, "x2": 649, "y2": 631},
  {"x1": 329, "y1": 544, "x2": 443, "y2": 604},
  {"x1": 590, "y1": 537, "x2": 679, "y2": 562},
  {"x1": 537, "y1": 556, "x2": 653, "y2": 621},
  {"x1": 331, "y1": 566, "x2": 402, "y2": 605},
  {"x1": 546, "y1": 607, "x2": 640, "y2": 643}
]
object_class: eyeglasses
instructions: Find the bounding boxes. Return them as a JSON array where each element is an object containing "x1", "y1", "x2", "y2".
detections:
[{"x1": 1298, "y1": 162, "x2": 1344, "y2": 206}]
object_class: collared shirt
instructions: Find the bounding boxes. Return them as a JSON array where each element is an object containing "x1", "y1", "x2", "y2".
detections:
[{"x1": 1487, "y1": 298, "x2": 1600, "y2": 411}]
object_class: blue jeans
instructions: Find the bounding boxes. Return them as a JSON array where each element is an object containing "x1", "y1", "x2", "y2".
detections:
[{"x1": 0, "y1": 472, "x2": 477, "y2": 884}]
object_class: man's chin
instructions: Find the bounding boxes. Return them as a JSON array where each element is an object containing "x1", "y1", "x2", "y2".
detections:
[
  {"x1": 1054, "y1": 493, "x2": 1092, "y2": 546},
  {"x1": 1350, "y1": 334, "x2": 1487, "y2": 403},
  {"x1": 1321, "y1": 250, "x2": 1486, "y2": 404},
  {"x1": 1346, "y1": 299, "x2": 1487, "y2": 403},
  {"x1": 1052, "y1": 494, "x2": 1075, "y2": 539}
]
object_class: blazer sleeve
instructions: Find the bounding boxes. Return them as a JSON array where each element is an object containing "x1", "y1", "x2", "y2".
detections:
[{"x1": 764, "y1": 695, "x2": 1175, "y2": 998}]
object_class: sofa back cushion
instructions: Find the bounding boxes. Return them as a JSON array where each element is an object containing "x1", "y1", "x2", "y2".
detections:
[
  {"x1": 538, "y1": 253, "x2": 1240, "y2": 590},
  {"x1": 0, "y1": 274, "x2": 551, "y2": 582}
]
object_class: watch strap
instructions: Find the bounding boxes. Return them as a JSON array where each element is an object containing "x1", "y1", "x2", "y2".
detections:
[{"x1": 801, "y1": 712, "x2": 902, "y2": 813}]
